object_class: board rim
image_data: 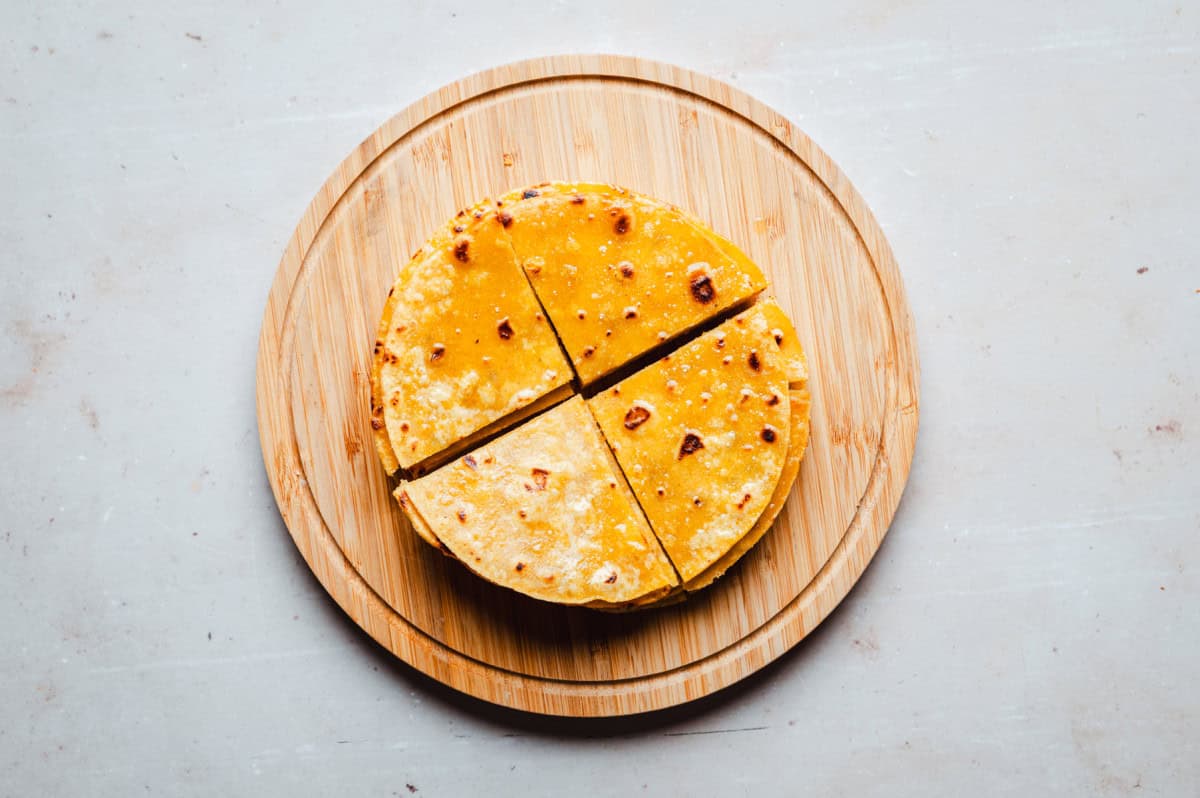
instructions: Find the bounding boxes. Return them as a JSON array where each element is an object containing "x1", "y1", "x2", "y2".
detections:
[{"x1": 256, "y1": 54, "x2": 920, "y2": 717}]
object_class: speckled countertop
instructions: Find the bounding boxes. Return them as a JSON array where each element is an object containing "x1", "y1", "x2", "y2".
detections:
[{"x1": 2, "y1": 1, "x2": 1197, "y2": 794}]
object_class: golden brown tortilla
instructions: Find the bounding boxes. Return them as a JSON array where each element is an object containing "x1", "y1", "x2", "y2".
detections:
[
  {"x1": 371, "y1": 185, "x2": 814, "y2": 610},
  {"x1": 398, "y1": 397, "x2": 679, "y2": 606},
  {"x1": 588, "y1": 305, "x2": 791, "y2": 583},
  {"x1": 498, "y1": 182, "x2": 767, "y2": 384},
  {"x1": 375, "y1": 201, "x2": 572, "y2": 473}
]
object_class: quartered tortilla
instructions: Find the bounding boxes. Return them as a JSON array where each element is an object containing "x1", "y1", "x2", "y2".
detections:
[
  {"x1": 588, "y1": 304, "x2": 791, "y2": 583},
  {"x1": 497, "y1": 182, "x2": 767, "y2": 385},
  {"x1": 374, "y1": 201, "x2": 573, "y2": 473},
  {"x1": 398, "y1": 397, "x2": 679, "y2": 607},
  {"x1": 371, "y1": 183, "x2": 814, "y2": 609}
]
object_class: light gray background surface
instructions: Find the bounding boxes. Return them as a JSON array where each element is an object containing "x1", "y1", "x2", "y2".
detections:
[{"x1": 2, "y1": 1, "x2": 1197, "y2": 795}]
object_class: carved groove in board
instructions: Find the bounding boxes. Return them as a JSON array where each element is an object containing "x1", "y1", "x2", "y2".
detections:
[{"x1": 256, "y1": 55, "x2": 919, "y2": 716}]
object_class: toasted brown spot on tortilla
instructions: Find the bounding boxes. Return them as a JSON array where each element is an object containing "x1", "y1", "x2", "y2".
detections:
[
  {"x1": 761, "y1": 426, "x2": 777, "y2": 443},
  {"x1": 624, "y1": 405, "x2": 651, "y2": 430},
  {"x1": 531, "y1": 468, "x2": 549, "y2": 490},
  {"x1": 462, "y1": 454, "x2": 478, "y2": 470},
  {"x1": 679, "y1": 433, "x2": 704, "y2": 458},
  {"x1": 614, "y1": 214, "x2": 630, "y2": 234},
  {"x1": 456, "y1": 509, "x2": 467, "y2": 522},
  {"x1": 498, "y1": 211, "x2": 513, "y2": 228},
  {"x1": 619, "y1": 261, "x2": 635, "y2": 278},
  {"x1": 453, "y1": 240, "x2": 470, "y2": 262},
  {"x1": 748, "y1": 350, "x2": 761, "y2": 371},
  {"x1": 430, "y1": 343, "x2": 445, "y2": 362},
  {"x1": 690, "y1": 274, "x2": 715, "y2": 303},
  {"x1": 523, "y1": 189, "x2": 539, "y2": 199},
  {"x1": 497, "y1": 318, "x2": 514, "y2": 339}
]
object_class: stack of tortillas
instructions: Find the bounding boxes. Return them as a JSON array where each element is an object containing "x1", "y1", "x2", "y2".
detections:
[{"x1": 370, "y1": 183, "x2": 811, "y2": 610}]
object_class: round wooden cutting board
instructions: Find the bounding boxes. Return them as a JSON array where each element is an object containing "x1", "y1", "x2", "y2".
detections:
[{"x1": 256, "y1": 55, "x2": 919, "y2": 717}]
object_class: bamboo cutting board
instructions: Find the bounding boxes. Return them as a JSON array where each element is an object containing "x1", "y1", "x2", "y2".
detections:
[{"x1": 256, "y1": 55, "x2": 919, "y2": 716}]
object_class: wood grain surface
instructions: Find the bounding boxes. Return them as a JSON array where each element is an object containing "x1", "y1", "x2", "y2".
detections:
[{"x1": 255, "y1": 55, "x2": 919, "y2": 716}]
